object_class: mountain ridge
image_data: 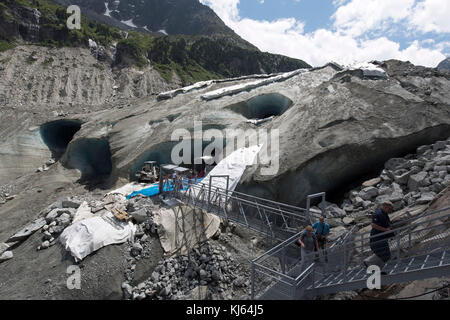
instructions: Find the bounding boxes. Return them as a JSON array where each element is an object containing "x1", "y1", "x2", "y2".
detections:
[{"x1": 0, "y1": 0, "x2": 311, "y2": 85}]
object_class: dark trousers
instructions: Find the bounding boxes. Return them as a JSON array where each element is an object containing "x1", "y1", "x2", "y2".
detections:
[
  {"x1": 317, "y1": 236, "x2": 328, "y2": 261},
  {"x1": 370, "y1": 237, "x2": 391, "y2": 263}
]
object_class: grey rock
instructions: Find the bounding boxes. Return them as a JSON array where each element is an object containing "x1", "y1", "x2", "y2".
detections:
[
  {"x1": 62, "y1": 199, "x2": 81, "y2": 209},
  {"x1": 42, "y1": 231, "x2": 52, "y2": 241},
  {"x1": 408, "y1": 172, "x2": 428, "y2": 191},
  {"x1": 342, "y1": 217, "x2": 355, "y2": 225},
  {"x1": 41, "y1": 241, "x2": 50, "y2": 249},
  {"x1": 417, "y1": 145, "x2": 430, "y2": 154},
  {"x1": 325, "y1": 204, "x2": 346, "y2": 218},
  {"x1": 416, "y1": 192, "x2": 436, "y2": 204},
  {"x1": 362, "y1": 178, "x2": 381, "y2": 188},
  {"x1": 0, "y1": 251, "x2": 13, "y2": 262},
  {"x1": 131, "y1": 242, "x2": 143, "y2": 257},
  {"x1": 385, "y1": 158, "x2": 407, "y2": 171},
  {"x1": 433, "y1": 141, "x2": 447, "y2": 152},
  {"x1": 199, "y1": 269, "x2": 208, "y2": 279},
  {"x1": 0, "y1": 243, "x2": 10, "y2": 255},
  {"x1": 359, "y1": 187, "x2": 379, "y2": 200},
  {"x1": 45, "y1": 209, "x2": 62, "y2": 223},
  {"x1": 8, "y1": 217, "x2": 46, "y2": 243},
  {"x1": 394, "y1": 171, "x2": 412, "y2": 185},
  {"x1": 160, "y1": 285, "x2": 172, "y2": 297},
  {"x1": 56, "y1": 213, "x2": 71, "y2": 227},
  {"x1": 130, "y1": 208, "x2": 148, "y2": 224},
  {"x1": 122, "y1": 282, "x2": 134, "y2": 299}
]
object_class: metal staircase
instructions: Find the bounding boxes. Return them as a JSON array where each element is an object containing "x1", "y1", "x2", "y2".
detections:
[
  {"x1": 252, "y1": 206, "x2": 450, "y2": 299},
  {"x1": 169, "y1": 175, "x2": 450, "y2": 300}
]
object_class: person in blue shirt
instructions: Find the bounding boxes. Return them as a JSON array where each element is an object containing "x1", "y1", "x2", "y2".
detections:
[{"x1": 312, "y1": 216, "x2": 330, "y2": 262}]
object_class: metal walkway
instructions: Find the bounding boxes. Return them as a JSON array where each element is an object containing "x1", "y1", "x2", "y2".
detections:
[
  {"x1": 170, "y1": 175, "x2": 450, "y2": 300},
  {"x1": 252, "y1": 206, "x2": 450, "y2": 299},
  {"x1": 172, "y1": 176, "x2": 324, "y2": 241}
]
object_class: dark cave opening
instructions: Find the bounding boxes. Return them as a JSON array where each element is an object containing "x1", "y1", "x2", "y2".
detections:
[
  {"x1": 62, "y1": 138, "x2": 113, "y2": 182},
  {"x1": 236, "y1": 125, "x2": 450, "y2": 209},
  {"x1": 130, "y1": 139, "x2": 226, "y2": 181},
  {"x1": 40, "y1": 120, "x2": 82, "y2": 160},
  {"x1": 226, "y1": 93, "x2": 293, "y2": 120}
]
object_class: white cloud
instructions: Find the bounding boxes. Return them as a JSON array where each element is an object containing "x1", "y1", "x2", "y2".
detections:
[
  {"x1": 332, "y1": 0, "x2": 415, "y2": 37},
  {"x1": 410, "y1": 0, "x2": 450, "y2": 33},
  {"x1": 200, "y1": 0, "x2": 447, "y2": 67}
]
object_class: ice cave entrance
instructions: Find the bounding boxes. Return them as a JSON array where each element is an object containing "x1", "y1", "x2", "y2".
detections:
[
  {"x1": 40, "y1": 119, "x2": 82, "y2": 159},
  {"x1": 62, "y1": 138, "x2": 113, "y2": 180},
  {"x1": 226, "y1": 93, "x2": 293, "y2": 120}
]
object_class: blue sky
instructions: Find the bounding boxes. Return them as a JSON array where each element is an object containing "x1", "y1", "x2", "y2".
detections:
[{"x1": 200, "y1": 0, "x2": 450, "y2": 67}]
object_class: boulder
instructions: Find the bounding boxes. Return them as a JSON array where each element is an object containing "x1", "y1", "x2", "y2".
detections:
[
  {"x1": 362, "y1": 178, "x2": 381, "y2": 188},
  {"x1": 0, "y1": 251, "x2": 13, "y2": 262},
  {"x1": 342, "y1": 217, "x2": 355, "y2": 225},
  {"x1": 433, "y1": 141, "x2": 447, "y2": 152},
  {"x1": 359, "y1": 187, "x2": 379, "y2": 200},
  {"x1": 7, "y1": 218, "x2": 46, "y2": 243},
  {"x1": 62, "y1": 199, "x2": 81, "y2": 209},
  {"x1": 0, "y1": 243, "x2": 10, "y2": 256},
  {"x1": 328, "y1": 226, "x2": 348, "y2": 242},
  {"x1": 385, "y1": 158, "x2": 407, "y2": 171},
  {"x1": 130, "y1": 208, "x2": 148, "y2": 224},
  {"x1": 416, "y1": 192, "x2": 436, "y2": 204},
  {"x1": 408, "y1": 172, "x2": 428, "y2": 191},
  {"x1": 324, "y1": 204, "x2": 346, "y2": 218},
  {"x1": 131, "y1": 242, "x2": 143, "y2": 257},
  {"x1": 394, "y1": 171, "x2": 412, "y2": 185},
  {"x1": 56, "y1": 213, "x2": 71, "y2": 227}
]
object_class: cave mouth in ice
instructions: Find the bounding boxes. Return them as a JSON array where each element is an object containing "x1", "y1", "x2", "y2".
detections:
[
  {"x1": 40, "y1": 119, "x2": 82, "y2": 159},
  {"x1": 62, "y1": 138, "x2": 113, "y2": 181},
  {"x1": 225, "y1": 93, "x2": 293, "y2": 120}
]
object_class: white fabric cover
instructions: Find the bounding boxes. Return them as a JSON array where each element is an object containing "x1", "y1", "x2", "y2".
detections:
[
  {"x1": 72, "y1": 201, "x2": 95, "y2": 224},
  {"x1": 198, "y1": 144, "x2": 263, "y2": 193},
  {"x1": 60, "y1": 212, "x2": 136, "y2": 262}
]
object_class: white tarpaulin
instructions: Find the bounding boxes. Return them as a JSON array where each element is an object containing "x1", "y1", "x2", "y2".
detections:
[
  {"x1": 60, "y1": 212, "x2": 136, "y2": 262},
  {"x1": 72, "y1": 201, "x2": 95, "y2": 224},
  {"x1": 197, "y1": 144, "x2": 263, "y2": 193},
  {"x1": 153, "y1": 206, "x2": 220, "y2": 256}
]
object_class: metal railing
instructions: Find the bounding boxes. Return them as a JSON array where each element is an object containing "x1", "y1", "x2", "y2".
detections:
[
  {"x1": 251, "y1": 206, "x2": 450, "y2": 299},
  {"x1": 307, "y1": 206, "x2": 450, "y2": 296},
  {"x1": 172, "y1": 177, "x2": 321, "y2": 240},
  {"x1": 250, "y1": 225, "x2": 356, "y2": 300}
]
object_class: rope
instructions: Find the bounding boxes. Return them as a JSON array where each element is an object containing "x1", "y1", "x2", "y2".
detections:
[
  {"x1": 394, "y1": 283, "x2": 450, "y2": 300},
  {"x1": 359, "y1": 283, "x2": 450, "y2": 300}
]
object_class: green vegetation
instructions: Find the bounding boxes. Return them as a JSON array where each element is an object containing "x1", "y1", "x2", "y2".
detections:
[
  {"x1": 92, "y1": 63, "x2": 104, "y2": 70},
  {"x1": 3, "y1": 0, "x2": 123, "y2": 48},
  {"x1": 0, "y1": 40, "x2": 16, "y2": 52},
  {"x1": 0, "y1": 0, "x2": 310, "y2": 85}
]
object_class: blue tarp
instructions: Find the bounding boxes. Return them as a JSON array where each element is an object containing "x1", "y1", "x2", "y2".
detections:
[{"x1": 127, "y1": 178, "x2": 203, "y2": 200}]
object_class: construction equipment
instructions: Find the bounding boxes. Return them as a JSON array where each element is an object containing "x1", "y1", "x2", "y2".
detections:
[{"x1": 135, "y1": 161, "x2": 159, "y2": 183}]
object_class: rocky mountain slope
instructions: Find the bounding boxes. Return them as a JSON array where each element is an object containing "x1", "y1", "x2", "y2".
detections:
[
  {"x1": 0, "y1": 0, "x2": 310, "y2": 87},
  {"x1": 53, "y1": 0, "x2": 254, "y2": 48},
  {"x1": 438, "y1": 57, "x2": 450, "y2": 72}
]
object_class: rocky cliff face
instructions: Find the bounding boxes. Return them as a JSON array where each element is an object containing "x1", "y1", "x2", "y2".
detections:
[
  {"x1": 437, "y1": 57, "x2": 450, "y2": 72},
  {"x1": 53, "y1": 0, "x2": 255, "y2": 49},
  {"x1": 1, "y1": 0, "x2": 310, "y2": 86}
]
